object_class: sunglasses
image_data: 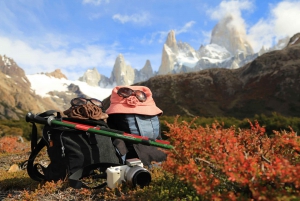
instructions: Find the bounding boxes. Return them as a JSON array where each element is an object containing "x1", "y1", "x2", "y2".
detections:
[
  {"x1": 117, "y1": 87, "x2": 147, "y2": 102},
  {"x1": 70, "y1": 97, "x2": 103, "y2": 107}
]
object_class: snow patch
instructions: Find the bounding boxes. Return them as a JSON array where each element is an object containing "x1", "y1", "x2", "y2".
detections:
[
  {"x1": 22, "y1": 77, "x2": 27, "y2": 83},
  {"x1": 27, "y1": 74, "x2": 113, "y2": 101},
  {"x1": 291, "y1": 37, "x2": 299, "y2": 45},
  {"x1": 177, "y1": 53, "x2": 198, "y2": 68}
]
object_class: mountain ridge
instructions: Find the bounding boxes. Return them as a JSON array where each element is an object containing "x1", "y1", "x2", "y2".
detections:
[{"x1": 82, "y1": 14, "x2": 289, "y2": 88}]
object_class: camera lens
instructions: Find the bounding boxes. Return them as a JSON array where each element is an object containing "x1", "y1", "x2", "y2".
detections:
[{"x1": 125, "y1": 166, "x2": 151, "y2": 188}]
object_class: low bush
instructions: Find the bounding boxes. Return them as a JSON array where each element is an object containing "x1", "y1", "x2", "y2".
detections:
[
  {"x1": 160, "y1": 113, "x2": 300, "y2": 137},
  {"x1": 162, "y1": 116, "x2": 300, "y2": 200},
  {"x1": 0, "y1": 136, "x2": 29, "y2": 153}
]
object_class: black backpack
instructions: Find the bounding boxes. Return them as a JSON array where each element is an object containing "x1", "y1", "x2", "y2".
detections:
[
  {"x1": 107, "y1": 113, "x2": 167, "y2": 166},
  {"x1": 26, "y1": 110, "x2": 121, "y2": 189}
]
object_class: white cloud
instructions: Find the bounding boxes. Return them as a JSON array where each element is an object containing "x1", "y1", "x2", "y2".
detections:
[
  {"x1": 141, "y1": 21, "x2": 196, "y2": 45},
  {"x1": 207, "y1": 0, "x2": 253, "y2": 36},
  {"x1": 88, "y1": 12, "x2": 104, "y2": 20},
  {"x1": 112, "y1": 12, "x2": 151, "y2": 25},
  {"x1": 248, "y1": 1, "x2": 300, "y2": 52},
  {"x1": 82, "y1": 0, "x2": 109, "y2": 5},
  {"x1": 247, "y1": 19, "x2": 274, "y2": 52},
  {"x1": 208, "y1": 0, "x2": 253, "y2": 21},
  {"x1": 175, "y1": 21, "x2": 196, "y2": 34},
  {"x1": 140, "y1": 31, "x2": 168, "y2": 45},
  {"x1": 207, "y1": 0, "x2": 300, "y2": 52},
  {"x1": 0, "y1": 36, "x2": 118, "y2": 80},
  {"x1": 201, "y1": 30, "x2": 212, "y2": 45},
  {"x1": 272, "y1": 1, "x2": 300, "y2": 37}
]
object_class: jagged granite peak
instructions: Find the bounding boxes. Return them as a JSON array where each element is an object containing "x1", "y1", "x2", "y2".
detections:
[
  {"x1": 195, "y1": 14, "x2": 259, "y2": 70},
  {"x1": 158, "y1": 30, "x2": 200, "y2": 75},
  {"x1": 134, "y1": 60, "x2": 154, "y2": 83},
  {"x1": 274, "y1": 36, "x2": 290, "y2": 49},
  {"x1": 158, "y1": 30, "x2": 181, "y2": 75},
  {"x1": 0, "y1": 54, "x2": 31, "y2": 89},
  {"x1": 98, "y1": 74, "x2": 111, "y2": 88},
  {"x1": 177, "y1": 41, "x2": 198, "y2": 58},
  {"x1": 165, "y1": 30, "x2": 178, "y2": 53},
  {"x1": 140, "y1": 60, "x2": 153, "y2": 75},
  {"x1": 258, "y1": 46, "x2": 268, "y2": 56},
  {"x1": 258, "y1": 36, "x2": 290, "y2": 56},
  {"x1": 78, "y1": 67, "x2": 101, "y2": 86},
  {"x1": 109, "y1": 54, "x2": 135, "y2": 86},
  {"x1": 80, "y1": 56, "x2": 154, "y2": 88},
  {"x1": 45, "y1": 69, "x2": 68, "y2": 79},
  {"x1": 158, "y1": 43, "x2": 177, "y2": 75},
  {"x1": 210, "y1": 14, "x2": 254, "y2": 56}
]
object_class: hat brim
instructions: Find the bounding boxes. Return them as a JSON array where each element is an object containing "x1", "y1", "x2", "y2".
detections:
[{"x1": 106, "y1": 102, "x2": 162, "y2": 116}]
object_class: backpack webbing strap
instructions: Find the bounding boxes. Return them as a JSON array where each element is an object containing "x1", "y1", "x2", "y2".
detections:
[
  {"x1": 69, "y1": 163, "x2": 120, "y2": 189},
  {"x1": 30, "y1": 122, "x2": 38, "y2": 151},
  {"x1": 27, "y1": 138, "x2": 47, "y2": 181},
  {"x1": 27, "y1": 110, "x2": 59, "y2": 181}
]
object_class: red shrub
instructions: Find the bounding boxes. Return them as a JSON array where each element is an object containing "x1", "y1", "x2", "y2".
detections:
[
  {"x1": 0, "y1": 136, "x2": 28, "y2": 153},
  {"x1": 162, "y1": 116, "x2": 300, "y2": 200}
]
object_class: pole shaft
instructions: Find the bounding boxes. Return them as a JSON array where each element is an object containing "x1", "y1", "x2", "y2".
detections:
[{"x1": 51, "y1": 120, "x2": 173, "y2": 149}]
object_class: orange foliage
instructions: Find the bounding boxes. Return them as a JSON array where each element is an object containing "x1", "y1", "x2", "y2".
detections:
[
  {"x1": 0, "y1": 136, "x2": 29, "y2": 153},
  {"x1": 162, "y1": 116, "x2": 300, "y2": 200}
]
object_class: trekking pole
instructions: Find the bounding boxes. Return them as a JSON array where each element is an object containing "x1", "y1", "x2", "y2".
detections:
[
  {"x1": 26, "y1": 112, "x2": 174, "y2": 150},
  {"x1": 62, "y1": 119, "x2": 171, "y2": 145}
]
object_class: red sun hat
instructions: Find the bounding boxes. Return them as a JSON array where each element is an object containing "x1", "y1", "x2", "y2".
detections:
[{"x1": 106, "y1": 86, "x2": 163, "y2": 116}]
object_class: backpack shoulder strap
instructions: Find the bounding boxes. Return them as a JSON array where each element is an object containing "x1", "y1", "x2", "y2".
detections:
[
  {"x1": 27, "y1": 110, "x2": 61, "y2": 181},
  {"x1": 27, "y1": 138, "x2": 47, "y2": 181}
]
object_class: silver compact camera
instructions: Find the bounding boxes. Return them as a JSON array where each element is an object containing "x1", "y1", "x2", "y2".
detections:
[{"x1": 106, "y1": 158, "x2": 151, "y2": 189}]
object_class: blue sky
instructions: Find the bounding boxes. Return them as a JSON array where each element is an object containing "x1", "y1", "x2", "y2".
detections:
[{"x1": 0, "y1": 0, "x2": 299, "y2": 80}]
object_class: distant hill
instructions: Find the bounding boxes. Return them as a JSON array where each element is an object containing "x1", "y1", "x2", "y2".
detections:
[{"x1": 103, "y1": 33, "x2": 300, "y2": 119}]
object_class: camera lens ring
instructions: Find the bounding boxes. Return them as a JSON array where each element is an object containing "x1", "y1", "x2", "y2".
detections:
[{"x1": 125, "y1": 166, "x2": 151, "y2": 188}]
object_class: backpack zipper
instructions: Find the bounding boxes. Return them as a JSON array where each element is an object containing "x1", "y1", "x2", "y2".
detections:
[{"x1": 59, "y1": 131, "x2": 65, "y2": 157}]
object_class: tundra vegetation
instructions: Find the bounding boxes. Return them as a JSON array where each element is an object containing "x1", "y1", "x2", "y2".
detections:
[{"x1": 0, "y1": 113, "x2": 299, "y2": 200}]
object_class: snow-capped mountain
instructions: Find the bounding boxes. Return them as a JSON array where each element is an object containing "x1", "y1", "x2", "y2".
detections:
[
  {"x1": 27, "y1": 74, "x2": 113, "y2": 102},
  {"x1": 81, "y1": 14, "x2": 289, "y2": 88},
  {"x1": 158, "y1": 14, "x2": 257, "y2": 75}
]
